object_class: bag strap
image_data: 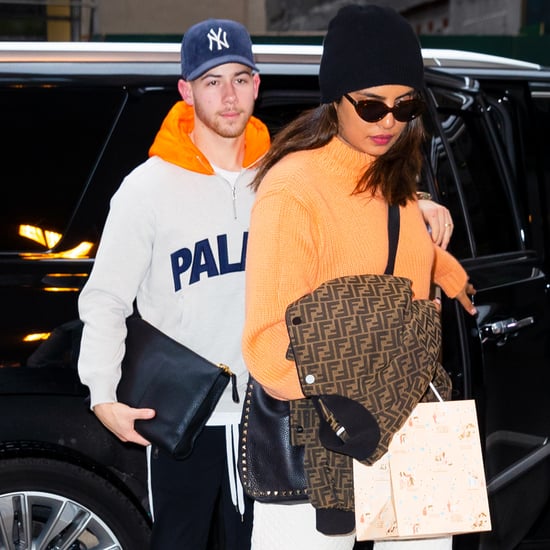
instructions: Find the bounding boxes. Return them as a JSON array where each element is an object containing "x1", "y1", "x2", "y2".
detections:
[{"x1": 384, "y1": 204, "x2": 400, "y2": 275}]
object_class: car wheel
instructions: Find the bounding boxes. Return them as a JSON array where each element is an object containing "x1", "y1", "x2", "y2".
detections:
[{"x1": 0, "y1": 456, "x2": 151, "y2": 549}]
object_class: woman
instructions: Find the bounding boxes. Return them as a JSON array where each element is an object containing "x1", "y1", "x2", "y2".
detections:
[{"x1": 242, "y1": 4, "x2": 477, "y2": 550}]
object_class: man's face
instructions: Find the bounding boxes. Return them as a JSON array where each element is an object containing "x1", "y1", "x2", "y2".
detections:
[{"x1": 180, "y1": 63, "x2": 260, "y2": 139}]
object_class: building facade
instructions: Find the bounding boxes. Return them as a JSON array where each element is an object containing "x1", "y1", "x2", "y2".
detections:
[{"x1": 1, "y1": 0, "x2": 546, "y2": 40}]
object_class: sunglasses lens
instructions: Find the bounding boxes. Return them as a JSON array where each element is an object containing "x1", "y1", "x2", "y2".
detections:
[
  {"x1": 356, "y1": 101, "x2": 389, "y2": 123},
  {"x1": 393, "y1": 99, "x2": 425, "y2": 122},
  {"x1": 355, "y1": 99, "x2": 425, "y2": 123}
]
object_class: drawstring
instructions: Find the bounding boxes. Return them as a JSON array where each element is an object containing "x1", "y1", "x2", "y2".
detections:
[
  {"x1": 146, "y1": 445, "x2": 155, "y2": 522},
  {"x1": 225, "y1": 421, "x2": 246, "y2": 518}
]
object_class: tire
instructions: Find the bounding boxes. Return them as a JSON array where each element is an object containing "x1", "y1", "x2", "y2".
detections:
[{"x1": 0, "y1": 456, "x2": 151, "y2": 549}]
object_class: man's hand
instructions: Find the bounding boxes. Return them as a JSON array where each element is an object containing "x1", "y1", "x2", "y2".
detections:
[
  {"x1": 418, "y1": 199, "x2": 454, "y2": 250},
  {"x1": 93, "y1": 402, "x2": 155, "y2": 447}
]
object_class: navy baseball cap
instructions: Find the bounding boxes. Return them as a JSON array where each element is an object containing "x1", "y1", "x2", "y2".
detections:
[{"x1": 181, "y1": 18, "x2": 258, "y2": 81}]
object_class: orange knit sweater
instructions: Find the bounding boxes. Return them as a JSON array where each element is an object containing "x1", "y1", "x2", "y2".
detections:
[{"x1": 242, "y1": 137, "x2": 468, "y2": 400}]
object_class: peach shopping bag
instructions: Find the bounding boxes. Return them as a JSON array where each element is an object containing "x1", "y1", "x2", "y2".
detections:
[{"x1": 354, "y1": 399, "x2": 491, "y2": 540}]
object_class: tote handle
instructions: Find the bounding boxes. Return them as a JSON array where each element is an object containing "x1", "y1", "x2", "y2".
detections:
[{"x1": 428, "y1": 382, "x2": 444, "y2": 403}]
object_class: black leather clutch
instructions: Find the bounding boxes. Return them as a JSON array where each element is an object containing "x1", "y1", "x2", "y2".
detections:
[{"x1": 118, "y1": 315, "x2": 236, "y2": 459}]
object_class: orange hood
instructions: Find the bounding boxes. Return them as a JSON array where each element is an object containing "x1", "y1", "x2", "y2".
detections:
[{"x1": 148, "y1": 101, "x2": 270, "y2": 175}]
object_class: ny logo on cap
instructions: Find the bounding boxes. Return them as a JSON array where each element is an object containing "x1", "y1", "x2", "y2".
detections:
[{"x1": 207, "y1": 27, "x2": 230, "y2": 51}]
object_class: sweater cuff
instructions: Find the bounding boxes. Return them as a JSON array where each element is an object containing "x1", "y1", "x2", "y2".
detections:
[
  {"x1": 88, "y1": 385, "x2": 118, "y2": 410},
  {"x1": 438, "y1": 268, "x2": 468, "y2": 299}
]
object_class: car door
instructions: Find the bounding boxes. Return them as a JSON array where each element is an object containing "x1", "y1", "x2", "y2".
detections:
[
  {"x1": 476, "y1": 73, "x2": 550, "y2": 549},
  {"x1": 422, "y1": 71, "x2": 550, "y2": 550}
]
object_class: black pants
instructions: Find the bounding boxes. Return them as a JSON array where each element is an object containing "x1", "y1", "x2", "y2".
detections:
[{"x1": 149, "y1": 426, "x2": 253, "y2": 550}]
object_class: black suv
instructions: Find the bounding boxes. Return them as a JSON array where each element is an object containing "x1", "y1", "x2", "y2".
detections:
[{"x1": 1, "y1": 42, "x2": 550, "y2": 550}]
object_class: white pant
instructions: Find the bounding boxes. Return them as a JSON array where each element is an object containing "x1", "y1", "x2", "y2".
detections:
[{"x1": 251, "y1": 501, "x2": 452, "y2": 550}]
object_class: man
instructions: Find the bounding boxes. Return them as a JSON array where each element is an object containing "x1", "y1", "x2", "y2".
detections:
[
  {"x1": 78, "y1": 16, "x2": 454, "y2": 550},
  {"x1": 78, "y1": 18, "x2": 269, "y2": 549}
]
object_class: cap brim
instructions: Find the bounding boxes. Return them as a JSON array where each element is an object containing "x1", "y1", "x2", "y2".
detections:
[{"x1": 185, "y1": 55, "x2": 258, "y2": 81}]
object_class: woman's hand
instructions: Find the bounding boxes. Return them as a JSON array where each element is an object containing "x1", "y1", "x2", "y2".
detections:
[
  {"x1": 418, "y1": 199, "x2": 454, "y2": 250},
  {"x1": 455, "y1": 282, "x2": 477, "y2": 316},
  {"x1": 432, "y1": 282, "x2": 477, "y2": 315}
]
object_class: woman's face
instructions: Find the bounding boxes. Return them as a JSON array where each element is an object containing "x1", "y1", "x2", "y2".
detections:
[{"x1": 335, "y1": 84, "x2": 416, "y2": 157}]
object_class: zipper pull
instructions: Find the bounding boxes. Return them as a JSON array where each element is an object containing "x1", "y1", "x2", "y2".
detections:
[
  {"x1": 231, "y1": 373, "x2": 239, "y2": 403},
  {"x1": 219, "y1": 364, "x2": 239, "y2": 403}
]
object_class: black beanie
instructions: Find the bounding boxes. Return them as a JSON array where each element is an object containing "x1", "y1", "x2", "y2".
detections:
[{"x1": 319, "y1": 4, "x2": 424, "y2": 104}]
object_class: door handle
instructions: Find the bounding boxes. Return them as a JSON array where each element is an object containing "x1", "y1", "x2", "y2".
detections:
[{"x1": 480, "y1": 316, "x2": 535, "y2": 344}]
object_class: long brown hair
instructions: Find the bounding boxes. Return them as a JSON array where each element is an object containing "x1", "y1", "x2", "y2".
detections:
[{"x1": 251, "y1": 101, "x2": 426, "y2": 206}]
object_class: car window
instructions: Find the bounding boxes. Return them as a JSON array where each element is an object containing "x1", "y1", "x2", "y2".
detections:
[
  {"x1": 426, "y1": 86, "x2": 521, "y2": 259},
  {"x1": 531, "y1": 87, "x2": 550, "y2": 257},
  {"x1": 254, "y1": 74, "x2": 320, "y2": 137},
  {"x1": 64, "y1": 87, "x2": 181, "y2": 251},
  {"x1": 1, "y1": 87, "x2": 126, "y2": 252},
  {"x1": 463, "y1": 79, "x2": 550, "y2": 260}
]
